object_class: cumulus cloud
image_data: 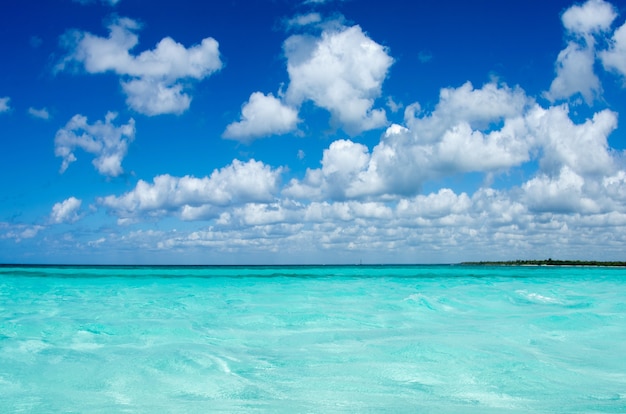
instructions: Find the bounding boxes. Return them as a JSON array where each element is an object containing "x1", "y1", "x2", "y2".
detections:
[
  {"x1": 546, "y1": 0, "x2": 617, "y2": 104},
  {"x1": 57, "y1": 17, "x2": 222, "y2": 115},
  {"x1": 114, "y1": 172, "x2": 625, "y2": 262},
  {"x1": 397, "y1": 189, "x2": 472, "y2": 219},
  {"x1": 283, "y1": 77, "x2": 624, "y2": 209},
  {"x1": 75, "y1": 169, "x2": 626, "y2": 262},
  {"x1": 523, "y1": 167, "x2": 598, "y2": 213},
  {"x1": 50, "y1": 197, "x2": 83, "y2": 224},
  {"x1": 99, "y1": 159, "x2": 283, "y2": 220},
  {"x1": 122, "y1": 78, "x2": 190, "y2": 116},
  {"x1": 285, "y1": 82, "x2": 534, "y2": 200},
  {"x1": 284, "y1": 24, "x2": 393, "y2": 134},
  {"x1": 405, "y1": 81, "x2": 529, "y2": 142},
  {"x1": 28, "y1": 107, "x2": 50, "y2": 119},
  {"x1": 225, "y1": 18, "x2": 392, "y2": 141},
  {"x1": 285, "y1": 139, "x2": 383, "y2": 200},
  {"x1": 223, "y1": 92, "x2": 300, "y2": 142},
  {"x1": 0, "y1": 97, "x2": 10, "y2": 113},
  {"x1": 54, "y1": 111, "x2": 136, "y2": 177},
  {"x1": 525, "y1": 104, "x2": 617, "y2": 176},
  {"x1": 88, "y1": 96, "x2": 626, "y2": 260},
  {"x1": 561, "y1": 0, "x2": 616, "y2": 35}
]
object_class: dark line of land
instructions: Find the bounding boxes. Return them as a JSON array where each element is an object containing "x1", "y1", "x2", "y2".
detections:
[{"x1": 461, "y1": 259, "x2": 626, "y2": 267}]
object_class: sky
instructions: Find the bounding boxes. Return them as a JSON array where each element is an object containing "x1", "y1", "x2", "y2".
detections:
[{"x1": 1, "y1": 0, "x2": 626, "y2": 264}]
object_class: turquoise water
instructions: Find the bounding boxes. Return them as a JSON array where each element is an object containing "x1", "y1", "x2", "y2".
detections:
[{"x1": 1, "y1": 265, "x2": 625, "y2": 413}]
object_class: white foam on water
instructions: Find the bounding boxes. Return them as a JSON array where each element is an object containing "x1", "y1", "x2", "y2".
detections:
[
  {"x1": 520, "y1": 290, "x2": 563, "y2": 304},
  {"x1": 17, "y1": 339, "x2": 50, "y2": 354}
]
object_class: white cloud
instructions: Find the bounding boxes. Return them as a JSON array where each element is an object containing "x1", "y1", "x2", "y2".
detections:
[
  {"x1": 28, "y1": 107, "x2": 50, "y2": 120},
  {"x1": 561, "y1": 0, "x2": 616, "y2": 35},
  {"x1": 545, "y1": 41, "x2": 601, "y2": 104},
  {"x1": 285, "y1": 82, "x2": 533, "y2": 200},
  {"x1": 284, "y1": 24, "x2": 393, "y2": 134},
  {"x1": 523, "y1": 166, "x2": 603, "y2": 214},
  {"x1": 397, "y1": 189, "x2": 471, "y2": 219},
  {"x1": 78, "y1": 105, "x2": 626, "y2": 261},
  {"x1": 0, "y1": 223, "x2": 45, "y2": 243},
  {"x1": 50, "y1": 197, "x2": 83, "y2": 224},
  {"x1": 121, "y1": 78, "x2": 190, "y2": 116},
  {"x1": 71, "y1": 169, "x2": 626, "y2": 262},
  {"x1": 405, "y1": 81, "x2": 529, "y2": 143},
  {"x1": 0, "y1": 97, "x2": 10, "y2": 113},
  {"x1": 525, "y1": 104, "x2": 617, "y2": 176},
  {"x1": 99, "y1": 159, "x2": 283, "y2": 219},
  {"x1": 283, "y1": 77, "x2": 623, "y2": 210},
  {"x1": 220, "y1": 199, "x2": 393, "y2": 228},
  {"x1": 223, "y1": 92, "x2": 300, "y2": 142},
  {"x1": 600, "y1": 21, "x2": 626, "y2": 80},
  {"x1": 58, "y1": 17, "x2": 222, "y2": 115},
  {"x1": 284, "y1": 139, "x2": 380, "y2": 200},
  {"x1": 54, "y1": 111, "x2": 136, "y2": 177},
  {"x1": 286, "y1": 13, "x2": 322, "y2": 28},
  {"x1": 115, "y1": 179, "x2": 624, "y2": 262},
  {"x1": 226, "y1": 19, "x2": 392, "y2": 141},
  {"x1": 546, "y1": 0, "x2": 617, "y2": 104}
]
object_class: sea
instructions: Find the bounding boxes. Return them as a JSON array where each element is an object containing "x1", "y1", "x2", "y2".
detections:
[{"x1": 1, "y1": 264, "x2": 625, "y2": 413}]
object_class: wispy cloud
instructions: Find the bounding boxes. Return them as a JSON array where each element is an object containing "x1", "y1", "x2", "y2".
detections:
[
  {"x1": 28, "y1": 107, "x2": 50, "y2": 120},
  {"x1": 417, "y1": 50, "x2": 433, "y2": 63},
  {"x1": 0, "y1": 222, "x2": 45, "y2": 243},
  {"x1": 286, "y1": 13, "x2": 322, "y2": 28},
  {"x1": 0, "y1": 97, "x2": 10, "y2": 113},
  {"x1": 72, "y1": 0, "x2": 121, "y2": 6}
]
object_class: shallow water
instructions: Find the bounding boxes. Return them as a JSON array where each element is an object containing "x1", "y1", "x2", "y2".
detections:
[{"x1": 1, "y1": 265, "x2": 625, "y2": 413}]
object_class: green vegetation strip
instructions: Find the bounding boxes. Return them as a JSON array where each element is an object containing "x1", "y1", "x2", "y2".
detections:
[{"x1": 461, "y1": 259, "x2": 626, "y2": 267}]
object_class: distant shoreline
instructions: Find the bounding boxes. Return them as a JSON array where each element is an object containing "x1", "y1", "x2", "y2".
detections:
[{"x1": 461, "y1": 260, "x2": 626, "y2": 267}]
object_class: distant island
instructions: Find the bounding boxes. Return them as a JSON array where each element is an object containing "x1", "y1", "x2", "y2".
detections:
[{"x1": 461, "y1": 259, "x2": 626, "y2": 267}]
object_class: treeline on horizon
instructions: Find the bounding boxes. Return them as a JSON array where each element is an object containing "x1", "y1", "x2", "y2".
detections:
[{"x1": 462, "y1": 259, "x2": 626, "y2": 267}]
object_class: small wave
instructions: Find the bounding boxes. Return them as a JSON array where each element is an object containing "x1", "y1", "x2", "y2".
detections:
[
  {"x1": 514, "y1": 290, "x2": 593, "y2": 309},
  {"x1": 515, "y1": 290, "x2": 563, "y2": 305},
  {"x1": 404, "y1": 293, "x2": 437, "y2": 310}
]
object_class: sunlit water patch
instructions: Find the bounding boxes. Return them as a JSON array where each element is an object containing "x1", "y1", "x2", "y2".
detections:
[{"x1": 1, "y1": 265, "x2": 625, "y2": 413}]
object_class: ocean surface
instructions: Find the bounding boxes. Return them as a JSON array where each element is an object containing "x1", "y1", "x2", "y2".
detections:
[{"x1": 1, "y1": 265, "x2": 625, "y2": 413}]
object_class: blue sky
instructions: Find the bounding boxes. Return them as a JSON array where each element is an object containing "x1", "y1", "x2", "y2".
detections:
[{"x1": 1, "y1": 0, "x2": 626, "y2": 264}]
